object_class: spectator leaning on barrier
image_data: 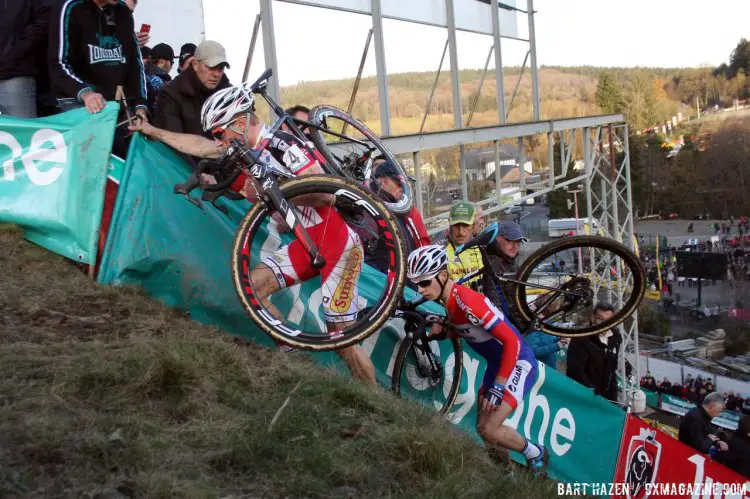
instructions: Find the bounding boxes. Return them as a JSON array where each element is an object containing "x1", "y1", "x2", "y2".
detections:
[
  {"x1": 153, "y1": 40, "x2": 230, "y2": 168},
  {"x1": 144, "y1": 43, "x2": 174, "y2": 114},
  {"x1": 177, "y1": 43, "x2": 196, "y2": 74},
  {"x1": 433, "y1": 201, "x2": 484, "y2": 289},
  {"x1": 678, "y1": 392, "x2": 729, "y2": 455},
  {"x1": 718, "y1": 415, "x2": 750, "y2": 478},
  {"x1": 48, "y1": 0, "x2": 147, "y2": 157},
  {"x1": 0, "y1": 0, "x2": 51, "y2": 118},
  {"x1": 48, "y1": 0, "x2": 146, "y2": 114},
  {"x1": 566, "y1": 302, "x2": 621, "y2": 402}
]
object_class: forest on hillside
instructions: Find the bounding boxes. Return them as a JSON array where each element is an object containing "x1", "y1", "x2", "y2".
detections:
[{"x1": 276, "y1": 38, "x2": 750, "y2": 135}]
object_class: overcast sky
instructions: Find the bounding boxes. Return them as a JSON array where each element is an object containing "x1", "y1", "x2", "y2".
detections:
[{"x1": 197, "y1": 0, "x2": 747, "y2": 86}]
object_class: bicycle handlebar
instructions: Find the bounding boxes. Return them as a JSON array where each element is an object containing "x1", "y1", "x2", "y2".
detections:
[{"x1": 250, "y1": 68, "x2": 273, "y2": 93}]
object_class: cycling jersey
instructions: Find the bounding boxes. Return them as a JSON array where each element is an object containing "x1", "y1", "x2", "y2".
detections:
[
  {"x1": 445, "y1": 239, "x2": 483, "y2": 290},
  {"x1": 229, "y1": 125, "x2": 318, "y2": 193},
  {"x1": 235, "y1": 125, "x2": 363, "y2": 323},
  {"x1": 445, "y1": 283, "x2": 537, "y2": 409}
]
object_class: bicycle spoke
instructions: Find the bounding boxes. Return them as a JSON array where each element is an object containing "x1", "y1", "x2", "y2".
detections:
[{"x1": 514, "y1": 237, "x2": 645, "y2": 336}]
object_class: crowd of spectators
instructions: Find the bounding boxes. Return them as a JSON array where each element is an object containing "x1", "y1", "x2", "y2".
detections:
[
  {"x1": 639, "y1": 218, "x2": 750, "y2": 298},
  {"x1": 640, "y1": 373, "x2": 750, "y2": 414},
  {"x1": 0, "y1": 0, "x2": 228, "y2": 161}
]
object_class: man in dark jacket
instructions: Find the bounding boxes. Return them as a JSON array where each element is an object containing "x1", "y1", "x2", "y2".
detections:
[
  {"x1": 718, "y1": 415, "x2": 750, "y2": 478},
  {"x1": 0, "y1": 0, "x2": 51, "y2": 117},
  {"x1": 153, "y1": 40, "x2": 230, "y2": 168},
  {"x1": 566, "y1": 302, "x2": 621, "y2": 401},
  {"x1": 48, "y1": 0, "x2": 147, "y2": 116},
  {"x1": 678, "y1": 392, "x2": 728, "y2": 454},
  {"x1": 144, "y1": 43, "x2": 174, "y2": 113}
]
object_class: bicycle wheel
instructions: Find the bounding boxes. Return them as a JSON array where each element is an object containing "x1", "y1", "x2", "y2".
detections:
[
  {"x1": 307, "y1": 105, "x2": 414, "y2": 215},
  {"x1": 391, "y1": 335, "x2": 462, "y2": 416},
  {"x1": 231, "y1": 175, "x2": 406, "y2": 351},
  {"x1": 512, "y1": 236, "x2": 646, "y2": 337}
]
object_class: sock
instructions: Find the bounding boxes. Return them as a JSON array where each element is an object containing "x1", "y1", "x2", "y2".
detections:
[{"x1": 521, "y1": 440, "x2": 541, "y2": 460}]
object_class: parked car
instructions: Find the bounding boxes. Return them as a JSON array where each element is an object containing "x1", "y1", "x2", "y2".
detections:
[{"x1": 504, "y1": 205, "x2": 523, "y2": 215}]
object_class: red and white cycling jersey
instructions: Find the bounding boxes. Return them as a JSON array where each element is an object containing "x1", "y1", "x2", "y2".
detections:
[
  {"x1": 236, "y1": 125, "x2": 364, "y2": 323},
  {"x1": 445, "y1": 283, "x2": 537, "y2": 409}
]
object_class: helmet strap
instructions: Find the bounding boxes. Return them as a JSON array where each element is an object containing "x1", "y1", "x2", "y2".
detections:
[{"x1": 436, "y1": 271, "x2": 449, "y2": 304}]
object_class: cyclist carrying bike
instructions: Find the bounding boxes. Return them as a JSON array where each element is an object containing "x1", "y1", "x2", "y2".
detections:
[
  {"x1": 406, "y1": 245, "x2": 548, "y2": 477},
  {"x1": 129, "y1": 83, "x2": 377, "y2": 385}
]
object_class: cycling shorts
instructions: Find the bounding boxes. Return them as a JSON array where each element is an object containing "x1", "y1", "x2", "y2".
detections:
[
  {"x1": 262, "y1": 206, "x2": 363, "y2": 323},
  {"x1": 474, "y1": 339, "x2": 538, "y2": 410}
]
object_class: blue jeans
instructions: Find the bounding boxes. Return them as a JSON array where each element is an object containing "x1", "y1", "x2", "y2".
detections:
[{"x1": 0, "y1": 76, "x2": 37, "y2": 118}]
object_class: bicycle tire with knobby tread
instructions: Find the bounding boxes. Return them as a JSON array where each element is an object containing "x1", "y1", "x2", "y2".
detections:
[
  {"x1": 307, "y1": 105, "x2": 414, "y2": 215},
  {"x1": 512, "y1": 235, "x2": 646, "y2": 338},
  {"x1": 391, "y1": 335, "x2": 463, "y2": 416},
  {"x1": 231, "y1": 174, "x2": 407, "y2": 351}
]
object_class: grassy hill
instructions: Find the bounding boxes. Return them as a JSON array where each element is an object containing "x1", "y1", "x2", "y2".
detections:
[{"x1": 0, "y1": 225, "x2": 558, "y2": 498}]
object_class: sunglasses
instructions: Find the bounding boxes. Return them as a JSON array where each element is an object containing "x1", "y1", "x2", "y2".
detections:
[
  {"x1": 211, "y1": 127, "x2": 225, "y2": 140},
  {"x1": 416, "y1": 278, "x2": 434, "y2": 289},
  {"x1": 211, "y1": 117, "x2": 242, "y2": 140}
]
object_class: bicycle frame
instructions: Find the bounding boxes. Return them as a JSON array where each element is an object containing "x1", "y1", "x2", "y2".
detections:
[{"x1": 252, "y1": 85, "x2": 382, "y2": 189}]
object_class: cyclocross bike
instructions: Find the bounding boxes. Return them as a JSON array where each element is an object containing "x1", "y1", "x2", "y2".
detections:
[
  {"x1": 173, "y1": 69, "x2": 413, "y2": 351},
  {"x1": 390, "y1": 225, "x2": 647, "y2": 414}
]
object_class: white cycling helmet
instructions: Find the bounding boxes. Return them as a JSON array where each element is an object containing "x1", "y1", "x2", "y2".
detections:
[
  {"x1": 201, "y1": 83, "x2": 255, "y2": 133},
  {"x1": 407, "y1": 245, "x2": 448, "y2": 283}
]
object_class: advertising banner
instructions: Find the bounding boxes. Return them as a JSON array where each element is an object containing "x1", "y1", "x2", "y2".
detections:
[
  {"x1": 643, "y1": 387, "x2": 660, "y2": 408},
  {"x1": 612, "y1": 416, "x2": 748, "y2": 499},
  {"x1": 0, "y1": 105, "x2": 117, "y2": 263},
  {"x1": 660, "y1": 394, "x2": 740, "y2": 431},
  {"x1": 275, "y1": 0, "x2": 521, "y2": 39}
]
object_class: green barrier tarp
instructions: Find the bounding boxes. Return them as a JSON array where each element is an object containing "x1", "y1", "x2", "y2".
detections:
[
  {"x1": 643, "y1": 387, "x2": 660, "y2": 408},
  {"x1": 0, "y1": 104, "x2": 117, "y2": 263},
  {"x1": 100, "y1": 134, "x2": 626, "y2": 489}
]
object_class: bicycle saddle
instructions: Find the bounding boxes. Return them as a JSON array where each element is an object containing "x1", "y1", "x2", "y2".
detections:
[{"x1": 455, "y1": 222, "x2": 498, "y2": 255}]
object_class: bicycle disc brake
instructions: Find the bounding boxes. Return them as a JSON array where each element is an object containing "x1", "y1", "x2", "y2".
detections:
[
  {"x1": 413, "y1": 342, "x2": 443, "y2": 386},
  {"x1": 559, "y1": 276, "x2": 594, "y2": 312}
]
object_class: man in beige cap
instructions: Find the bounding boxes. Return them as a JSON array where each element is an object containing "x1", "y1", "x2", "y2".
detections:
[{"x1": 153, "y1": 40, "x2": 231, "y2": 168}]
